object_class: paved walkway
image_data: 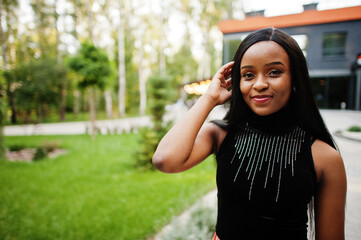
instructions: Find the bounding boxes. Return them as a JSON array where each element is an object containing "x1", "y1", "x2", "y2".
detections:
[{"x1": 3, "y1": 116, "x2": 152, "y2": 136}]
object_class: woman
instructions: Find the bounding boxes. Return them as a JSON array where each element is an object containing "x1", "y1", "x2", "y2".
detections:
[{"x1": 152, "y1": 28, "x2": 346, "y2": 240}]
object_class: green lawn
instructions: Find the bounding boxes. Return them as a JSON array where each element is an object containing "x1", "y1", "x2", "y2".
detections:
[{"x1": 0, "y1": 134, "x2": 216, "y2": 240}]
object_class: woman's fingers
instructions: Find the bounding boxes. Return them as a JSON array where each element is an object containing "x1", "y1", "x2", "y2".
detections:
[
  {"x1": 215, "y1": 61, "x2": 234, "y2": 82},
  {"x1": 223, "y1": 78, "x2": 232, "y2": 89},
  {"x1": 220, "y1": 77, "x2": 231, "y2": 87},
  {"x1": 206, "y1": 62, "x2": 234, "y2": 105}
]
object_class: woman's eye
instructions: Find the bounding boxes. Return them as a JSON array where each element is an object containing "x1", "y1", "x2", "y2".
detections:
[
  {"x1": 268, "y1": 69, "x2": 283, "y2": 77},
  {"x1": 242, "y1": 72, "x2": 254, "y2": 79}
]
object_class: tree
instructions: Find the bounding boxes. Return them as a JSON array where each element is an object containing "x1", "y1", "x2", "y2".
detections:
[
  {"x1": 138, "y1": 29, "x2": 146, "y2": 116},
  {"x1": 53, "y1": 0, "x2": 68, "y2": 121},
  {"x1": 1, "y1": 0, "x2": 18, "y2": 124},
  {"x1": 136, "y1": 75, "x2": 175, "y2": 170},
  {"x1": 30, "y1": 0, "x2": 58, "y2": 59},
  {"x1": 4, "y1": 58, "x2": 67, "y2": 123},
  {"x1": 67, "y1": 42, "x2": 111, "y2": 139},
  {"x1": 0, "y1": 72, "x2": 5, "y2": 160},
  {"x1": 117, "y1": 0, "x2": 126, "y2": 117},
  {"x1": 0, "y1": 0, "x2": 8, "y2": 158}
]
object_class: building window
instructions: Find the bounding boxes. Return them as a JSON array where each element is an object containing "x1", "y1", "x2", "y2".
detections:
[
  {"x1": 222, "y1": 34, "x2": 248, "y2": 63},
  {"x1": 291, "y1": 34, "x2": 308, "y2": 57},
  {"x1": 322, "y1": 32, "x2": 347, "y2": 57},
  {"x1": 311, "y1": 76, "x2": 350, "y2": 109},
  {"x1": 223, "y1": 39, "x2": 241, "y2": 63}
]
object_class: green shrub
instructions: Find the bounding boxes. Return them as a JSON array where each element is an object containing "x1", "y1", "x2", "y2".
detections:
[
  {"x1": 135, "y1": 75, "x2": 175, "y2": 170},
  {"x1": 347, "y1": 125, "x2": 361, "y2": 132},
  {"x1": 135, "y1": 127, "x2": 159, "y2": 171},
  {"x1": 43, "y1": 141, "x2": 59, "y2": 152},
  {"x1": 33, "y1": 147, "x2": 48, "y2": 161},
  {"x1": 8, "y1": 144, "x2": 27, "y2": 151}
]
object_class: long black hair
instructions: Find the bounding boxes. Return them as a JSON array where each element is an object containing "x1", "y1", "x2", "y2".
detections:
[{"x1": 223, "y1": 28, "x2": 336, "y2": 149}]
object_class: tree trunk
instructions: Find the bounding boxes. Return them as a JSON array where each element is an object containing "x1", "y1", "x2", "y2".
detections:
[
  {"x1": 85, "y1": 0, "x2": 97, "y2": 139},
  {"x1": 54, "y1": 0, "x2": 66, "y2": 122},
  {"x1": 104, "y1": 90, "x2": 113, "y2": 118},
  {"x1": 89, "y1": 87, "x2": 96, "y2": 139},
  {"x1": 73, "y1": 90, "x2": 80, "y2": 116},
  {"x1": 118, "y1": 0, "x2": 126, "y2": 117},
  {"x1": 59, "y1": 88, "x2": 66, "y2": 121},
  {"x1": 54, "y1": 0, "x2": 62, "y2": 63},
  {"x1": 7, "y1": 85, "x2": 16, "y2": 124},
  {"x1": 0, "y1": 0, "x2": 7, "y2": 158},
  {"x1": 197, "y1": 56, "x2": 204, "y2": 81},
  {"x1": 85, "y1": 0, "x2": 95, "y2": 43},
  {"x1": 24, "y1": 111, "x2": 31, "y2": 124},
  {"x1": 204, "y1": 28, "x2": 211, "y2": 79},
  {"x1": 159, "y1": 3, "x2": 167, "y2": 76},
  {"x1": 138, "y1": 30, "x2": 146, "y2": 116},
  {"x1": 0, "y1": 106, "x2": 4, "y2": 159},
  {"x1": 0, "y1": 0, "x2": 8, "y2": 70},
  {"x1": 37, "y1": 104, "x2": 43, "y2": 123}
]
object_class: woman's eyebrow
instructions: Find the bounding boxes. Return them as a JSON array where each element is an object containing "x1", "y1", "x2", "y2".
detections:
[
  {"x1": 265, "y1": 61, "x2": 285, "y2": 67},
  {"x1": 241, "y1": 61, "x2": 285, "y2": 70},
  {"x1": 240, "y1": 65, "x2": 254, "y2": 70}
]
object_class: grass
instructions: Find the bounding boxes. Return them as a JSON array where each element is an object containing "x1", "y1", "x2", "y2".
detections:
[
  {"x1": 347, "y1": 125, "x2": 361, "y2": 132},
  {"x1": 0, "y1": 134, "x2": 216, "y2": 240}
]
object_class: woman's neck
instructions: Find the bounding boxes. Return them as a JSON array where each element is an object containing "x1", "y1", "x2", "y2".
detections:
[{"x1": 244, "y1": 106, "x2": 298, "y2": 134}]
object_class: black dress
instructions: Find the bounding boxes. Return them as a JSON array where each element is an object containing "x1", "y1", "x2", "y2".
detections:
[{"x1": 215, "y1": 108, "x2": 317, "y2": 240}]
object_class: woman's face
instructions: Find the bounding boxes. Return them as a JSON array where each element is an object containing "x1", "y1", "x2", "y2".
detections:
[{"x1": 239, "y1": 41, "x2": 292, "y2": 116}]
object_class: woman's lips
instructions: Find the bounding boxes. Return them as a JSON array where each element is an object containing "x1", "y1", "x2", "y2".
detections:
[{"x1": 252, "y1": 95, "x2": 272, "y2": 104}]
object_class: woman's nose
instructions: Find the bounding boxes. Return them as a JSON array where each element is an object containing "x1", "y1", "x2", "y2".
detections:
[{"x1": 253, "y1": 75, "x2": 269, "y2": 91}]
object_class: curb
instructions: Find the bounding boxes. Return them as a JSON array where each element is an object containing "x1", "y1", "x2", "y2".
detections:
[
  {"x1": 151, "y1": 189, "x2": 217, "y2": 240},
  {"x1": 333, "y1": 130, "x2": 361, "y2": 143}
]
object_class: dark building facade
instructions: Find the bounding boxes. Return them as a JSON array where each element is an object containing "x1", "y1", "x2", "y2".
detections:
[{"x1": 218, "y1": 5, "x2": 361, "y2": 110}]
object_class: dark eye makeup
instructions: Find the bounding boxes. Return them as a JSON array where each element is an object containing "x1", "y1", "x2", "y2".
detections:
[{"x1": 268, "y1": 69, "x2": 283, "y2": 77}]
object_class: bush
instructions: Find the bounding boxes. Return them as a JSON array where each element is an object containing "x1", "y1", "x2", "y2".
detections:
[
  {"x1": 135, "y1": 127, "x2": 159, "y2": 171},
  {"x1": 135, "y1": 75, "x2": 175, "y2": 170},
  {"x1": 33, "y1": 147, "x2": 48, "y2": 161},
  {"x1": 347, "y1": 125, "x2": 361, "y2": 132},
  {"x1": 43, "y1": 141, "x2": 59, "y2": 152},
  {"x1": 8, "y1": 144, "x2": 27, "y2": 151}
]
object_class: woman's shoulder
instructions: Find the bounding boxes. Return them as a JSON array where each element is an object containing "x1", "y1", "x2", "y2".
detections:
[{"x1": 311, "y1": 139, "x2": 345, "y2": 183}]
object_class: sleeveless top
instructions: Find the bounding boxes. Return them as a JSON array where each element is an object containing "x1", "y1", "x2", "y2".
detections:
[{"x1": 215, "y1": 108, "x2": 317, "y2": 239}]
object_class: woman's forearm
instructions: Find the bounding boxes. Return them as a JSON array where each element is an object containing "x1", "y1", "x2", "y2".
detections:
[{"x1": 152, "y1": 93, "x2": 216, "y2": 172}]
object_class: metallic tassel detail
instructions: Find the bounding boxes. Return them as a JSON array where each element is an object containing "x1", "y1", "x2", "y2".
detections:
[{"x1": 232, "y1": 125, "x2": 306, "y2": 202}]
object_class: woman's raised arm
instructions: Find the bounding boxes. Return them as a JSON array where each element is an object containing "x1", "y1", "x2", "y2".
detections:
[{"x1": 152, "y1": 61, "x2": 234, "y2": 173}]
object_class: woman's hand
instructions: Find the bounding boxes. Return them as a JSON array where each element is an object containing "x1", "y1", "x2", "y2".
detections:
[{"x1": 205, "y1": 61, "x2": 234, "y2": 106}]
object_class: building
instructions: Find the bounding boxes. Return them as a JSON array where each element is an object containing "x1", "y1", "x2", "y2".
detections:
[{"x1": 218, "y1": 4, "x2": 361, "y2": 110}]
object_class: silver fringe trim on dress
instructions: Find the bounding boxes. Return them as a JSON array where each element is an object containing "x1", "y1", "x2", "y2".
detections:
[{"x1": 232, "y1": 123, "x2": 306, "y2": 202}]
